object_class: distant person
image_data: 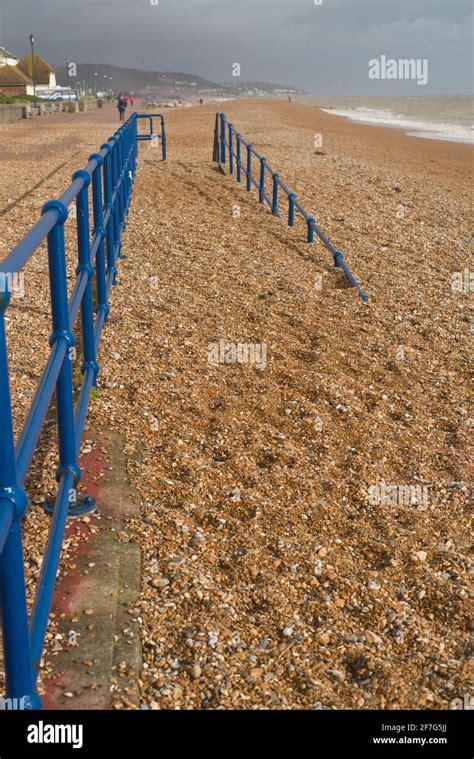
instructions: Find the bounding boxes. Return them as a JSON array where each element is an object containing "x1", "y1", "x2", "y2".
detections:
[
  {"x1": 117, "y1": 93, "x2": 127, "y2": 121},
  {"x1": 129, "y1": 94, "x2": 135, "y2": 108},
  {"x1": 199, "y1": 98, "x2": 204, "y2": 106}
]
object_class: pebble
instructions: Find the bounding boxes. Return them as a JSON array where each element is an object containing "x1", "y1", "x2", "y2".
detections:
[
  {"x1": 9, "y1": 104, "x2": 470, "y2": 714},
  {"x1": 368, "y1": 580, "x2": 380, "y2": 590},
  {"x1": 316, "y1": 632, "x2": 330, "y2": 645},
  {"x1": 364, "y1": 630, "x2": 383, "y2": 645},
  {"x1": 314, "y1": 560, "x2": 324, "y2": 576},
  {"x1": 414, "y1": 551, "x2": 428, "y2": 562},
  {"x1": 151, "y1": 577, "x2": 170, "y2": 589},
  {"x1": 327, "y1": 669, "x2": 345, "y2": 682}
]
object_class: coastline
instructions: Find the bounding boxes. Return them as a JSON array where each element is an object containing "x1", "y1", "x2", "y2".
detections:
[
  {"x1": 226, "y1": 98, "x2": 473, "y2": 190},
  {"x1": 319, "y1": 107, "x2": 473, "y2": 145},
  {"x1": 297, "y1": 94, "x2": 473, "y2": 146}
]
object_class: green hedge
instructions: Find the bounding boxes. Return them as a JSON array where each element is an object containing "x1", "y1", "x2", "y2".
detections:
[{"x1": 0, "y1": 93, "x2": 45, "y2": 104}]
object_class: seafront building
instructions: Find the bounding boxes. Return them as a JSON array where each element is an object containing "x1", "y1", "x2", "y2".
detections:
[{"x1": 0, "y1": 46, "x2": 61, "y2": 98}]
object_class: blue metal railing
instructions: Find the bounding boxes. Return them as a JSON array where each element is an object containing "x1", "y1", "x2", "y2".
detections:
[
  {"x1": 0, "y1": 111, "x2": 165, "y2": 709},
  {"x1": 136, "y1": 112, "x2": 167, "y2": 160},
  {"x1": 214, "y1": 113, "x2": 367, "y2": 302}
]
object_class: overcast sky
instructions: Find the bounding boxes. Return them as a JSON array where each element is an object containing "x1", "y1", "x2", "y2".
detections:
[{"x1": 1, "y1": 0, "x2": 472, "y2": 95}]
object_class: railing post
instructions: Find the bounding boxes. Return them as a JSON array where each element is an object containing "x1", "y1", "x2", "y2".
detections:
[
  {"x1": 109, "y1": 136, "x2": 122, "y2": 264},
  {"x1": 136, "y1": 115, "x2": 140, "y2": 165},
  {"x1": 42, "y1": 199, "x2": 81, "y2": 492},
  {"x1": 160, "y1": 115, "x2": 167, "y2": 161},
  {"x1": 259, "y1": 157, "x2": 266, "y2": 203},
  {"x1": 128, "y1": 118, "x2": 135, "y2": 201},
  {"x1": 220, "y1": 113, "x2": 226, "y2": 165},
  {"x1": 90, "y1": 154, "x2": 108, "y2": 326},
  {"x1": 116, "y1": 129, "x2": 125, "y2": 234},
  {"x1": 127, "y1": 122, "x2": 133, "y2": 210},
  {"x1": 288, "y1": 193, "x2": 296, "y2": 226},
  {"x1": 0, "y1": 520, "x2": 41, "y2": 709},
  {"x1": 73, "y1": 168, "x2": 99, "y2": 388},
  {"x1": 0, "y1": 290, "x2": 40, "y2": 709},
  {"x1": 113, "y1": 132, "x2": 122, "y2": 234},
  {"x1": 29, "y1": 200, "x2": 83, "y2": 668},
  {"x1": 122, "y1": 125, "x2": 129, "y2": 216},
  {"x1": 213, "y1": 113, "x2": 220, "y2": 162},
  {"x1": 129, "y1": 116, "x2": 136, "y2": 176},
  {"x1": 307, "y1": 216, "x2": 315, "y2": 243},
  {"x1": 123, "y1": 122, "x2": 131, "y2": 214},
  {"x1": 101, "y1": 142, "x2": 117, "y2": 288},
  {"x1": 236, "y1": 133, "x2": 241, "y2": 183},
  {"x1": 228, "y1": 123, "x2": 234, "y2": 175},
  {"x1": 0, "y1": 291, "x2": 22, "y2": 553},
  {"x1": 272, "y1": 173, "x2": 279, "y2": 215},
  {"x1": 246, "y1": 144, "x2": 252, "y2": 191}
]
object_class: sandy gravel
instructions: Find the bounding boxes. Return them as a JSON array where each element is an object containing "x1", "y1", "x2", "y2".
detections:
[{"x1": 0, "y1": 100, "x2": 471, "y2": 710}]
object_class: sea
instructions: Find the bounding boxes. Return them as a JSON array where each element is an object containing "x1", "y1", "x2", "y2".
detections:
[{"x1": 298, "y1": 96, "x2": 473, "y2": 145}]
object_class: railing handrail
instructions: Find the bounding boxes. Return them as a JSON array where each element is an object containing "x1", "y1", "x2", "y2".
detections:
[
  {"x1": 0, "y1": 115, "x2": 166, "y2": 278},
  {"x1": 0, "y1": 111, "x2": 166, "y2": 709},
  {"x1": 214, "y1": 112, "x2": 367, "y2": 302}
]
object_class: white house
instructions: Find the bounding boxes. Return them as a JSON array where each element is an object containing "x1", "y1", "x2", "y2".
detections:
[
  {"x1": 17, "y1": 53, "x2": 56, "y2": 93},
  {"x1": 0, "y1": 47, "x2": 19, "y2": 67}
]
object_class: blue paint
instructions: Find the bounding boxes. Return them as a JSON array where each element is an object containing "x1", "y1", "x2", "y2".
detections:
[
  {"x1": 246, "y1": 144, "x2": 252, "y2": 192},
  {"x1": 214, "y1": 112, "x2": 367, "y2": 301},
  {"x1": 236, "y1": 134, "x2": 242, "y2": 183},
  {"x1": 259, "y1": 157, "x2": 266, "y2": 204},
  {"x1": 0, "y1": 112, "x2": 166, "y2": 708}
]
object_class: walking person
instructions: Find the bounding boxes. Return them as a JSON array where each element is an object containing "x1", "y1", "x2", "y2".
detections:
[
  {"x1": 117, "y1": 93, "x2": 127, "y2": 121},
  {"x1": 129, "y1": 94, "x2": 135, "y2": 108}
]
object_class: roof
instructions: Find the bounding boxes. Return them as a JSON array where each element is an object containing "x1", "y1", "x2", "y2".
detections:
[
  {"x1": 17, "y1": 53, "x2": 55, "y2": 85},
  {"x1": 0, "y1": 65, "x2": 32, "y2": 86},
  {"x1": 0, "y1": 47, "x2": 18, "y2": 60}
]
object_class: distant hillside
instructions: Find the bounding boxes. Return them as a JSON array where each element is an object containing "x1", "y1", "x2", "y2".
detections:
[{"x1": 55, "y1": 63, "x2": 306, "y2": 98}]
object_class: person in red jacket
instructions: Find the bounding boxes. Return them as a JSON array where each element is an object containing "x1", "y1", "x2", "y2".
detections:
[{"x1": 129, "y1": 94, "x2": 135, "y2": 108}]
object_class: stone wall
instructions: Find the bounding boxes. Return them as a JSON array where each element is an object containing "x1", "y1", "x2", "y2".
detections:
[
  {"x1": 0, "y1": 100, "x2": 85, "y2": 124},
  {"x1": 78, "y1": 97, "x2": 98, "y2": 112},
  {"x1": 0, "y1": 103, "x2": 27, "y2": 123}
]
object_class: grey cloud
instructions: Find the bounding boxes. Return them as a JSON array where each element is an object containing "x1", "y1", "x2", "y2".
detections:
[{"x1": 1, "y1": 0, "x2": 472, "y2": 94}]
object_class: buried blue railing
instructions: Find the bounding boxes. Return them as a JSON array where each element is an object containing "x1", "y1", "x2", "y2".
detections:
[
  {"x1": 0, "y1": 111, "x2": 165, "y2": 709},
  {"x1": 213, "y1": 113, "x2": 367, "y2": 302}
]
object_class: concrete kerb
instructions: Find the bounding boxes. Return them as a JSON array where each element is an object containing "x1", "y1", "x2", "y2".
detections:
[{"x1": 41, "y1": 431, "x2": 142, "y2": 709}]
